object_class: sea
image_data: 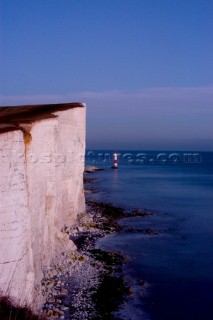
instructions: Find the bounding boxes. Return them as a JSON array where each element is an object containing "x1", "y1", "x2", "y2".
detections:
[{"x1": 85, "y1": 150, "x2": 213, "y2": 320}]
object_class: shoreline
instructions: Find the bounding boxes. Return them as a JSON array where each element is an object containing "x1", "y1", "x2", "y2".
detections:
[
  {"x1": 41, "y1": 169, "x2": 152, "y2": 320},
  {"x1": 41, "y1": 177, "x2": 129, "y2": 319}
]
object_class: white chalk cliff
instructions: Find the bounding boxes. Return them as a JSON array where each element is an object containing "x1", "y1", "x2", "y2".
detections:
[{"x1": 0, "y1": 103, "x2": 86, "y2": 308}]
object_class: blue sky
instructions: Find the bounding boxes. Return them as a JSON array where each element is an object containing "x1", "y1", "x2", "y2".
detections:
[{"x1": 0, "y1": 0, "x2": 213, "y2": 150}]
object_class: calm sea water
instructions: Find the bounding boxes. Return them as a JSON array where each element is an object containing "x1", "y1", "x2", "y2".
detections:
[{"x1": 86, "y1": 151, "x2": 213, "y2": 320}]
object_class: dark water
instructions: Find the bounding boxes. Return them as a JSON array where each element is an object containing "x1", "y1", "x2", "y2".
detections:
[{"x1": 86, "y1": 151, "x2": 213, "y2": 320}]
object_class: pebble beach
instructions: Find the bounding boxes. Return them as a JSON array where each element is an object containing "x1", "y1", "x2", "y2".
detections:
[{"x1": 41, "y1": 168, "x2": 131, "y2": 320}]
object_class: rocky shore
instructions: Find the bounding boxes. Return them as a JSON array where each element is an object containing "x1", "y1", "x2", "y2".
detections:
[
  {"x1": 41, "y1": 169, "x2": 151, "y2": 320},
  {"x1": 41, "y1": 174, "x2": 128, "y2": 320}
]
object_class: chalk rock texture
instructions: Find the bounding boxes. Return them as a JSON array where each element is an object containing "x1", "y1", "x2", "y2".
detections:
[{"x1": 0, "y1": 103, "x2": 86, "y2": 308}]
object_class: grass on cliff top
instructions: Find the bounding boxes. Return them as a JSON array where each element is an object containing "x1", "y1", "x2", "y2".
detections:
[{"x1": 0, "y1": 296, "x2": 45, "y2": 320}]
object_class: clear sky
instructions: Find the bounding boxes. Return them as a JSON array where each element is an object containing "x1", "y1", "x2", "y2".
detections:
[{"x1": 0, "y1": 0, "x2": 213, "y2": 150}]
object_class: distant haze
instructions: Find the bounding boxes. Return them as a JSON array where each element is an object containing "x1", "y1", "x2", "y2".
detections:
[{"x1": 0, "y1": 0, "x2": 212, "y2": 151}]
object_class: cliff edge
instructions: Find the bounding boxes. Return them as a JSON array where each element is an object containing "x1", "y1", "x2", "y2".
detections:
[{"x1": 0, "y1": 103, "x2": 86, "y2": 309}]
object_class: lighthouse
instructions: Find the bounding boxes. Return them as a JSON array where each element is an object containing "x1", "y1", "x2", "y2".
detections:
[{"x1": 111, "y1": 153, "x2": 118, "y2": 169}]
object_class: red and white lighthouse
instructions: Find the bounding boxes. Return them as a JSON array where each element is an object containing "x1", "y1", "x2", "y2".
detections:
[{"x1": 111, "y1": 153, "x2": 118, "y2": 169}]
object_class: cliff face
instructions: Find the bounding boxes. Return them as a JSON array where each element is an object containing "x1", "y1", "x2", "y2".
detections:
[{"x1": 0, "y1": 103, "x2": 86, "y2": 308}]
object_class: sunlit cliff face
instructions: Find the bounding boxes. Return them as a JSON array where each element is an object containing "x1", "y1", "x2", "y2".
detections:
[{"x1": 0, "y1": 103, "x2": 86, "y2": 309}]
